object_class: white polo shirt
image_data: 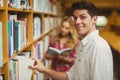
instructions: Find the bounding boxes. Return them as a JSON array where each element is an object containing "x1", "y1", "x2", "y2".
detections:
[{"x1": 67, "y1": 30, "x2": 113, "y2": 80}]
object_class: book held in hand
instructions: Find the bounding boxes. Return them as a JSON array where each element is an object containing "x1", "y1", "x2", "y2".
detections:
[
  {"x1": 14, "y1": 56, "x2": 34, "y2": 80},
  {"x1": 48, "y1": 47, "x2": 72, "y2": 56}
]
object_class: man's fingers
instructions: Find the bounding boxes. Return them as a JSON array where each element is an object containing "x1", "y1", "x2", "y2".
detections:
[
  {"x1": 28, "y1": 65, "x2": 37, "y2": 70},
  {"x1": 30, "y1": 57, "x2": 39, "y2": 62}
]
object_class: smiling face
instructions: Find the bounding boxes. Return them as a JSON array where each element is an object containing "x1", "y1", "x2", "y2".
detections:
[
  {"x1": 60, "y1": 21, "x2": 71, "y2": 37},
  {"x1": 72, "y1": 9, "x2": 97, "y2": 39}
]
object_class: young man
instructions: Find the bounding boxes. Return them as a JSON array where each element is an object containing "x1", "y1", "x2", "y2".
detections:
[{"x1": 29, "y1": 1, "x2": 113, "y2": 80}]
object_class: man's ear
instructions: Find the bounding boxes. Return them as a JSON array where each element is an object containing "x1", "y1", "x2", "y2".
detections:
[
  {"x1": 93, "y1": 16, "x2": 98, "y2": 22},
  {"x1": 92, "y1": 16, "x2": 98, "y2": 25}
]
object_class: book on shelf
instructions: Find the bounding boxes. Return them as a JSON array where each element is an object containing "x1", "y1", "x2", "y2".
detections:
[
  {"x1": 0, "y1": 73, "x2": 5, "y2": 80},
  {"x1": 34, "y1": 71, "x2": 44, "y2": 80},
  {"x1": 8, "y1": 14, "x2": 28, "y2": 57},
  {"x1": 9, "y1": 56, "x2": 34, "y2": 80},
  {"x1": 48, "y1": 47, "x2": 72, "y2": 56},
  {"x1": 8, "y1": 0, "x2": 31, "y2": 10},
  {"x1": 0, "y1": 21, "x2": 3, "y2": 67},
  {"x1": 9, "y1": 59, "x2": 18, "y2": 80},
  {"x1": 33, "y1": 41, "x2": 44, "y2": 59},
  {"x1": 15, "y1": 56, "x2": 34, "y2": 80},
  {"x1": 0, "y1": 0, "x2": 3, "y2": 7},
  {"x1": 33, "y1": 17, "x2": 42, "y2": 40},
  {"x1": 18, "y1": 51, "x2": 32, "y2": 58}
]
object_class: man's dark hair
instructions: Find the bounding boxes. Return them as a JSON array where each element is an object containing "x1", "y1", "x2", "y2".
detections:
[{"x1": 72, "y1": 1, "x2": 98, "y2": 17}]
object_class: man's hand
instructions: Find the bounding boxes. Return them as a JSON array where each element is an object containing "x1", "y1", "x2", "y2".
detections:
[{"x1": 29, "y1": 57, "x2": 46, "y2": 73}]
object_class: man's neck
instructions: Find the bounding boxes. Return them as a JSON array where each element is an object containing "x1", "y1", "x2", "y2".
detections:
[{"x1": 79, "y1": 28, "x2": 97, "y2": 40}]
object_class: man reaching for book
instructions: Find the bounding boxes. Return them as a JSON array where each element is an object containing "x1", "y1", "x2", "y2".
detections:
[{"x1": 29, "y1": 1, "x2": 113, "y2": 80}]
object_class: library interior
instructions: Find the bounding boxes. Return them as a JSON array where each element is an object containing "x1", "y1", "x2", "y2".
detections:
[{"x1": 0, "y1": 0, "x2": 120, "y2": 80}]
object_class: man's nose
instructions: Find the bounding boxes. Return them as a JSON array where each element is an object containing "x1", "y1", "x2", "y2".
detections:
[{"x1": 75, "y1": 18, "x2": 81, "y2": 24}]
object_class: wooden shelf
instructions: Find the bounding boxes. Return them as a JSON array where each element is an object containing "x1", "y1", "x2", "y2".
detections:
[
  {"x1": 0, "y1": 0, "x2": 62, "y2": 80},
  {"x1": 0, "y1": 7, "x2": 5, "y2": 10},
  {"x1": 3, "y1": 29, "x2": 54, "y2": 65},
  {"x1": 8, "y1": 8, "x2": 32, "y2": 13}
]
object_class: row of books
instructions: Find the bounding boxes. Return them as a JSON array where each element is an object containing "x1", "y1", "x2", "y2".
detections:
[
  {"x1": 44, "y1": 17, "x2": 58, "y2": 34},
  {"x1": 0, "y1": 23, "x2": 49, "y2": 79},
  {"x1": 33, "y1": 16, "x2": 58, "y2": 40},
  {"x1": 28, "y1": 36, "x2": 49, "y2": 80},
  {"x1": 8, "y1": 0, "x2": 31, "y2": 10},
  {"x1": 7, "y1": 13, "x2": 60, "y2": 57},
  {"x1": 32, "y1": 41, "x2": 44, "y2": 59},
  {"x1": 8, "y1": 13, "x2": 28, "y2": 57},
  {"x1": 9, "y1": 52, "x2": 34, "y2": 80},
  {"x1": 7, "y1": 0, "x2": 58, "y2": 14},
  {"x1": 33, "y1": 0, "x2": 57, "y2": 14},
  {"x1": 9, "y1": 39, "x2": 46, "y2": 80},
  {"x1": 0, "y1": 19, "x2": 53, "y2": 80}
]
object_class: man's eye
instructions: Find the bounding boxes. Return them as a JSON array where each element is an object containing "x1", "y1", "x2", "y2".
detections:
[
  {"x1": 74, "y1": 17, "x2": 77, "y2": 20},
  {"x1": 71, "y1": 16, "x2": 77, "y2": 21},
  {"x1": 80, "y1": 16, "x2": 86, "y2": 19}
]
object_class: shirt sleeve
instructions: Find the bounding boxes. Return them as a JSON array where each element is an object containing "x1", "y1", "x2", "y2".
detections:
[
  {"x1": 66, "y1": 72, "x2": 72, "y2": 80},
  {"x1": 66, "y1": 65, "x2": 75, "y2": 80},
  {"x1": 89, "y1": 43, "x2": 113, "y2": 80}
]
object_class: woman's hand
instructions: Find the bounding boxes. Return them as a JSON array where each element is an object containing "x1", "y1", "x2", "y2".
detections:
[{"x1": 56, "y1": 55, "x2": 73, "y2": 63}]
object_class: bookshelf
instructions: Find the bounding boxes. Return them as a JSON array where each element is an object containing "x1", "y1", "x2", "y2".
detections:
[{"x1": 0, "y1": 0, "x2": 62, "y2": 80}]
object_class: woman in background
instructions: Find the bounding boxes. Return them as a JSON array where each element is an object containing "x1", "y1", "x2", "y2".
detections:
[{"x1": 44, "y1": 16, "x2": 78, "y2": 74}]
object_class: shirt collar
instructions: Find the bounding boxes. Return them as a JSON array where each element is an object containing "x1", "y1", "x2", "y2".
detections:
[{"x1": 80, "y1": 30, "x2": 99, "y2": 46}]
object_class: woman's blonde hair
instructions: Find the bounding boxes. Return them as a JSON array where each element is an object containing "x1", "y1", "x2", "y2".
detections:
[{"x1": 53, "y1": 16, "x2": 78, "y2": 48}]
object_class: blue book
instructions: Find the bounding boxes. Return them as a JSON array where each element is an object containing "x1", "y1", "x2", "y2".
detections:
[
  {"x1": 37, "y1": 42, "x2": 41, "y2": 59},
  {"x1": 14, "y1": 21, "x2": 19, "y2": 52},
  {"x1": 8, "y1": 21, "x2": 11, "y2": 57},
  {"x1": 0, "y1": 21, "x2": 3, "y2": 67}
]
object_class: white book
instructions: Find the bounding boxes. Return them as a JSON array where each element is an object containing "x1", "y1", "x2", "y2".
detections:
[
  {"x1": 44, "y1": 17, "x2": 50, "y2": 33},
  {"x1": 48, "y1": 47, "x2": 72, "y2": 56},
  {"x1": 33, "y1": 17, "x2": 41, "y2": 40},
  {"x1": 0, "y1": 0, "x2": 3, "y2": 7},
  {"x1": 33, "y1": 0, "x2": 39, "y2": 11},
  {"x1": 0, "y1": 74, "x2": 3, "y2": 80},
  {"x1": 9, "y1": 60, "x2": 14, "y2": 80},
  {"x1": 12, "y1": 59, "x2": 19, "y2": 80},
  {"x1": 0, "y1": 21, "x2": 3, "y2": 67},
  {"x1": 34, "y1": 71, "x2": 44, "y2": 80},
  {"x1": 44, "y1": 36, "x2": 49, "y2": 53},
  {"x1": 38, "y1": 41, "x2": 44, "y2": 59},
  {"x1": 14, "y1": 0, "x2": 20, "y2": 8},
  {"x1": 17, "y1": 20, "x2": 22, "y2": 50},
  {"x1": 15, "y1": 56, "x2": 34, "y2": 80}
]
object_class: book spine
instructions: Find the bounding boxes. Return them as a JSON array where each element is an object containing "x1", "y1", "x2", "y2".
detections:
[
  {"x1": 0, "y1": 21, "x2": 3, "y2": 67},
  {"x1": 8, "y1": 21, "x2": 12, "y2": 57},
  {"x1": 0, "y1": 73, "x2": 5, "y2": 80},
  {"x1": 14, "y1": 21, "x2": 19, "y2": 52}
]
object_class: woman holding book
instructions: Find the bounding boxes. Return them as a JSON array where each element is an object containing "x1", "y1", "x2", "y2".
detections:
[{"x1": 44, "y1": 16, "x2": 78, "y2": 74}]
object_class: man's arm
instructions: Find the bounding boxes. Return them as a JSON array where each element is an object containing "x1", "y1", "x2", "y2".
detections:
[
  {"x1": 29, "y1": 57, "x2": 68, "y2": 80},
  {"x1": 43, "y1": 68, "x2": 68, "y2": 80}
]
